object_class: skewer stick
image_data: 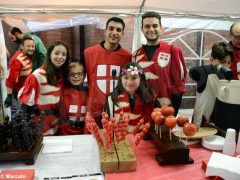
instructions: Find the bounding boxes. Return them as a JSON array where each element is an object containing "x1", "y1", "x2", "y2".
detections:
[
  {"x1": 179, "y1": 127, "x2": 182, "y2": 142},
  {"x1": 159, "y1": 126, "x2": 161, "y2": 139},
  {"x1": 185, "y1": 137, "x2": 188, "y2": 147},
  {"x1": 169, "y1": 129, "x2": 172, "y2": 141}
]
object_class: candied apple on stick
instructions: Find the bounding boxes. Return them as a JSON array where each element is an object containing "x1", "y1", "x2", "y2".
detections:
[
  {"x1": 164, "y1": 115, "x2": 177, "y2": 141},
  {"x1": 182, "y1": 123, "x2": 197, "y2": 145}
]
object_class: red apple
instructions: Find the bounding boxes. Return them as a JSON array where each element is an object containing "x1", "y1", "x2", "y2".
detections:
[
  {"x1": 164, "y1": 115, "x2": 177, "y2": 129},
  {"x1": 151, "y1": 111, "x2": 163, "y2": 122},
  {"x1": 183, "y1": 123, "x2": 197, "y2": 136},
  {"x1": 177, "y1": 115, "x2": 189, "y2": 127},
  {"x1": 153, "y1": 107, "x2": 161, "y2": 112},
  {"x1": 161, "y1": 105, "x2": 175, "y2": 117},
  {"x1": 154, "y1": 114, "x2": 165, "y2": 126}
]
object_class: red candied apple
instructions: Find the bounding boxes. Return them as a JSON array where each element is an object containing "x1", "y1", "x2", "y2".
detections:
[
  {"x1": 153, "y1": 107, "x2": 161, "y2": 112},
  {"x1": 151, "y1": 110, "x2": 162, "y2": 121},
  {"x1": 183, "y1": 123, "x2": 197, "y2": 136},
  {"x1": 164, "y1": 115, "x2": 177, "y2": 129},
  {"x1": 177, "y1": 115, "x2": 189, "y2": 127},
  {"x1": 161, "y1": 105, "x2": 175, "y2": 117},
  {"x1": 154, "y1": 114, "x2": 165, "y2": 126}
]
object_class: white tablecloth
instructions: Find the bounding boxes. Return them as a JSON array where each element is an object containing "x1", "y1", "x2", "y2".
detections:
[{"x1": 0, "y1": 135, "x2": 104, "y2": 180}]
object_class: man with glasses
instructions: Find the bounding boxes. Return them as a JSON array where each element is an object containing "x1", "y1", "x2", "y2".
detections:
[
  {"x1": 58, "y1": 61, "x2": 87, "y2": 135},
  {"x1": 229, "y1": 21, "x2": 240, "y2": 79}
]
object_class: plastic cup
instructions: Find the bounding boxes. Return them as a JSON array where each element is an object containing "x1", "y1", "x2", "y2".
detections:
[
  {"x1": 223, "y1": 128, "x2": 236, "y2": 156},
  {"x1": 236, "y1": 131, "x2": 240, "y2": 153},
  {"x1": 224, "y1": 128, "x2": 236, "y2": 143}
]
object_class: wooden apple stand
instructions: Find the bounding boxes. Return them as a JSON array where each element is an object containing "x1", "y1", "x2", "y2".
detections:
[
  {"x1": 0, "y1": 134, "x2": 43, "y2": 165},
  {"x1": 148, "y1": 125, "x2": 194, "y2": 165},
  {"x1": 99, "y1": 129, "x2": 137, "y2": 173}
]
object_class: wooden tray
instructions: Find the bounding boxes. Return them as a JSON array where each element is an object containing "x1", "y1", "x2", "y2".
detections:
[
  {"x1": 148, "y1": 125, "x2": 194, "y2": 165},
  {"x1": 174, "y1": 127, "x2": 217, "y2": 140},
  {"x1": 99, "y1": 136, "x2": 136, "y2": 173},
  {"x1": 0, "y1": 135, "x2": 43, "y2": 165}
]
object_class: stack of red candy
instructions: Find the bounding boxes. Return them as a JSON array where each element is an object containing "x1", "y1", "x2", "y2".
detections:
[{"x1": 85, "y1": 111, "x2": 151, "y2": 150}]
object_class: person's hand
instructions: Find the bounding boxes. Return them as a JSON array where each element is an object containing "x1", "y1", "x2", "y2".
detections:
[
  {"x1": 4, "y1": 94, "x2": 12, "y2": 108},
  {"x1": 223, "y1": 69, "x2": 233, "y2": 81},
  {"x1": 218, "y1": 65, "x2": 233, "y2": 81}
]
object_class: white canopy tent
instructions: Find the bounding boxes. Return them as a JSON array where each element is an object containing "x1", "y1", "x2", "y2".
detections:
[
  {"x1": 0, "y1": 0, "x2": 240, "y2": 18},
  {"x1": 1, "y1": 0, "x2": 240, "y2": 32},
  {"x1": 0, "y1": 0, "x2": 240, "y2": 118}
]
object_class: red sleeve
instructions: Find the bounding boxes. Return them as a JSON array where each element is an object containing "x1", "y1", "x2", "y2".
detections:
[
  {"x1": 59, "y1": 88, "x2": 68, "y2": 117},
  {"x1": 18, "y1": 74, "x2": 39, "y2": 106},
  {"x1": 170, "y1": 47, "x2": 187, "y2": 94},
  {"x1": 5, "y1": 60, "x2": 23, "y2": 88}
]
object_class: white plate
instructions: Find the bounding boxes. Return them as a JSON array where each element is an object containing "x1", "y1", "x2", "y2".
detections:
[
  {"x1": 201, "y1": 135, "x2": 225, "y2": 150},
  {"x1": 181, "y1": 139, "x2": 200, "y2": 145},
  {"x1": 174, "y1": 127, "x2": 217, "y2": 139}
]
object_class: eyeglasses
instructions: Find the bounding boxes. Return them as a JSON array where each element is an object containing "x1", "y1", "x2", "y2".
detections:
[{"x1": 69, "y1": 72, "x2": 84, "y2": 78}]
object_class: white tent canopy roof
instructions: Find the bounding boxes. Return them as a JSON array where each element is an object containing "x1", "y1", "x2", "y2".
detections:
[
  {"x1": 0, "y1": 0, "x2": 239, "y2": 32},
  {"x1": 0, "y1": 0, "x2": 240, "y2": 31},
  {"x1": 1, "y1": 0, "x2": 240, "y2": 18}
]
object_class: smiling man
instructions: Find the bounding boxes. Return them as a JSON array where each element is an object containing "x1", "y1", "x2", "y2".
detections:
[
  {"x1": 133, "y1": 11, "x2": 187, "y2": 115},
  {"x1": 8, "y1": 27, "x2": 46, "y2": 71},
  {"x1": 5, "y1": 37, "x2": 36, "y2": 120},
  {"x1": 84, "y1": 17, "x2": 131, "y2": 126},
  {"x1": 229, "y1": 21, "x2": 240, "y2": 79}
]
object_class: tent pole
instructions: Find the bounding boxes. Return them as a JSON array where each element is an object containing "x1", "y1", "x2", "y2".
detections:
[{"x1": 0, "y1": 19, "x2": 11, "y2": 121}]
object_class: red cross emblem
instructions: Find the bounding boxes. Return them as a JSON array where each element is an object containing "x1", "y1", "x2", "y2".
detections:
[
  {"x1": 157, "y1": 52, "x2": 170, "y2": 67},
  {"x1": 96, "y1": 65, "x2": 120, "y2": 95}
]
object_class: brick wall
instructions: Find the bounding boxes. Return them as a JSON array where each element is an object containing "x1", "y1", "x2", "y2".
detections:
[{"x1": 3, "y1": 21, "x2": 230, "y2": 109}]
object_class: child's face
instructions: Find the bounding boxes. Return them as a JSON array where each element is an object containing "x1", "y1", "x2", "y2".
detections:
[
  {"x1": 50, "y1": 45, "x2": 67, "y2": 68},
  {"x1": 68, "y1": 65, "x2": 85, "y2": 86},
  {"x1": 211, "y1": 55, "x2": 232, "y2": 68},
  {"x1": 121, "y1": 72, "x2": 140, "y2": 95}
]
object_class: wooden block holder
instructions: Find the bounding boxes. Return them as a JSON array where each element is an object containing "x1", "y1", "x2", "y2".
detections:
[
  {"x1": 148, "y1": 124, "x2": 194, "y2": 165},
  {"x1": 0, "y1": 135, "x2": 43, "y2": 165},
  {"x1": 99, "y1": 133, "x2": 137, "y2": 173}
]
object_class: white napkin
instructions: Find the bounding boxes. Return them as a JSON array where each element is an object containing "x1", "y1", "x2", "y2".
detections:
[
  {"x1": 206, "y1": 152, "x2": 240, "y2": 180},
  {"x1": 42, "y1": 139, "x2": 73, "y2": 154}
]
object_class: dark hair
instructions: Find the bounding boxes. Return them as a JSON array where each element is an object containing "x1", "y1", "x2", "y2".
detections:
[
  {"x1": 142, "y1": 11, "x2": 161, "y2": 27},
  {"x1": 211, "y1": 41, "x2": 234, "y2": 62},
  {"x1": 21, "y1": 36, "x2": 34, "y2": 46},
  {"x1": 106, "y1": 17, "x2": 125, "y2": 31},
  {"x1": 45, "y1": 41, "x2": 70, "y2": 86},
  {"x1": 111, "y1": 62, "x2": 155, "y2": 106},
  {"x1": 230, "y1": 23, "x2": 234, "y2": 34},
  {"x1": 9, "y1": 27, "x2": 23, "y2": 35}
]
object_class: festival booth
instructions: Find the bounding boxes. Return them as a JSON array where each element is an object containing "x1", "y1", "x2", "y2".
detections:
[
  {"x1": 0, "y1": 0, "x2": 240, "y2": 118},
  {"x1": 0, "y1": 1, "x2": 240, "y2": 179}
]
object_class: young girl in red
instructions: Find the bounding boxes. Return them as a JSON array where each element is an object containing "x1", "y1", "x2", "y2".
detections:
[
  {"x1": 104, "y1": 62, "x2": 157, "y2": 133},
  {"x1": 18, "y1": 41, "x2": 70, "y2": 135}
]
